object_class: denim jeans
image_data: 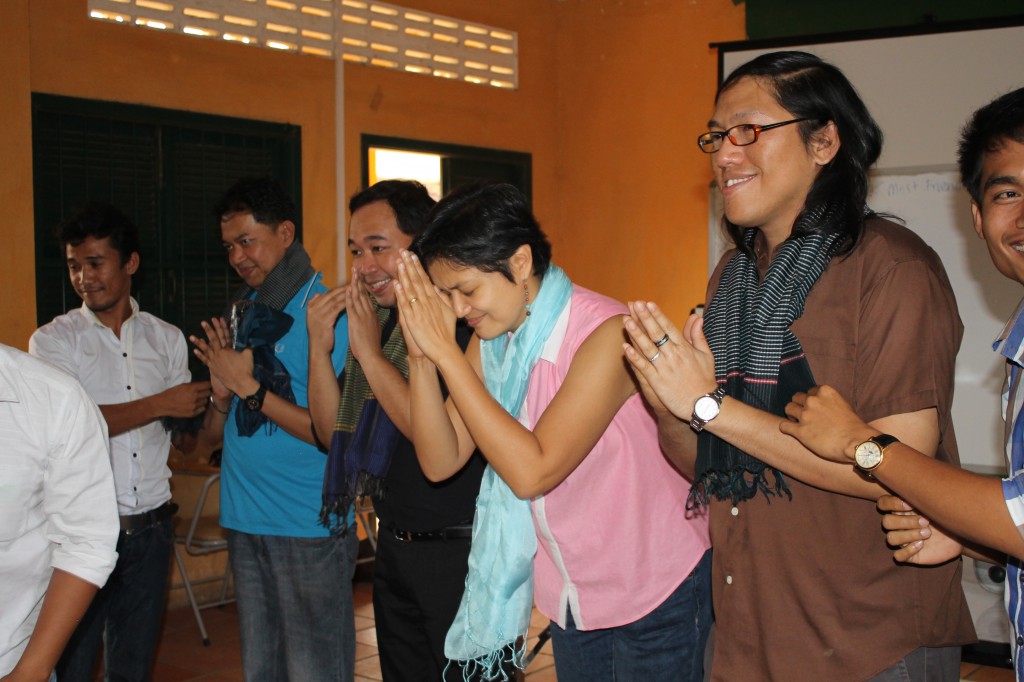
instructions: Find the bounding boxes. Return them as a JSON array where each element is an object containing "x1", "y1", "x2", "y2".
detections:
[
  {"x1": 56, "y1": 517, "x2": 173, "y2": 682},
  {"x1": 866, "y1": 645, "x2": 962, "y2": 682},
  {"x1": 548, "y1": 548, "x2": 713, "y2": 682},
  {"x1": 228, "y1": 528, "x2": 358, "y2": 682}
]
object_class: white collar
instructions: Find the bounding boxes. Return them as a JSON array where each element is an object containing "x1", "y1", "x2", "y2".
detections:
[{"x1": 80, "y1": 297, "x2": 140, "y2": 330}]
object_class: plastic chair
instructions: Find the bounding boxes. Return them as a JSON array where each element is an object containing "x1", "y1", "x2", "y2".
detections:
[{"x1": 172, "y1": 466, "x2": 233, "y2": 646}]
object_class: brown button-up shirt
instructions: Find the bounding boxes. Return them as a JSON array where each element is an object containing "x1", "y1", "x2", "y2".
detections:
[{"x1": 706, "y1": 218, "x2": 976, "y2": 681}]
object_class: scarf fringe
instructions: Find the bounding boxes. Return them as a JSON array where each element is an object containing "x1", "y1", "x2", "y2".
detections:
[
  {"x1": 444, "y1": 640, "x2": 525, "y2": 682},
  {"x1": 319, "y1": 472, "x2": 386, "y2": 535},
  {"x1": 687, "y1": 467, "x2": 793, "y2": 509}
]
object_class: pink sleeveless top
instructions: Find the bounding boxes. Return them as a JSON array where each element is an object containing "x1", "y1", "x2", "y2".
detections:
[{"x1": 522, "y1": 286, "x2": 710, "y2": 630}]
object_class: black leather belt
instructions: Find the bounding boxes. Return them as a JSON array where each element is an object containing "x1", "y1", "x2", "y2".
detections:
[
  {"x1": 119, "y1": 502, "x2": 177, "y2": 535},
  {"x1": 387, "y1": 524, "x2": 473, "y2": 542}
]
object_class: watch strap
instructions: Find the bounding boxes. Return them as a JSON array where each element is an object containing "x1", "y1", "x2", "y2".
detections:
[
  {"x1": 244, "y1": 383, "x2": 268, "y2": 412},
  {"x1": 870, "y1": 434, "x2": 899, "y2": 449}
]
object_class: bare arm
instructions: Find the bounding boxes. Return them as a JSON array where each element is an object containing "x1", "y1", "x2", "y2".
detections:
[
  {"x1": 306, "y1": 287, "x2": 347, "y2": 446},
  {"x1": 624, "y1": 302, "x2": 937, "y2": 500},
  {"x1": 873, "y1": 452, "x2": 1020, "y2": 558},
  {"x1": 784, "y1": 385, "x2": 1024, "y2": 559},
  {"x1": 97, "y1": 382, "x2": 211, "y2": 437},
  {"x1": 193, "y1": 318, "x2": 315, "y2": 445},
  {"x1": 396, "y1": 251, "x2": 636, "y2": 498},
  {"x1": 2, "y1": 570, "x2": 98, "y2": 682},
  {"x1": 345, "y1": 278, "x2": 413, "y2": 437}
]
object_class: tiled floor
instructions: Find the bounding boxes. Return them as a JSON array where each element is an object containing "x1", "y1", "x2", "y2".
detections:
[
  {"x1": 152, "y1": 584, "x2": 1013, "y2": 682},
  {"x1": 153, "y1": 578, "x2": 556, "y2": 681}
]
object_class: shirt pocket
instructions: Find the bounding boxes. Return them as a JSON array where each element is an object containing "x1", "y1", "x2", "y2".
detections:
[{"x1": 800, "y1": 335, "x2": 857, "y2": 397}]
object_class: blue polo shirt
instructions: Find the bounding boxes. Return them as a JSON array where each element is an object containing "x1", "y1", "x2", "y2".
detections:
[{"x1": 220, "y1": 276, "x2": 351, "y2": 537}]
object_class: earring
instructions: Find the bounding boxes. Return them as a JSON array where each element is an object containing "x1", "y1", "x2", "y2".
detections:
[{"x1": 524, "y1": 281, "x2": 532, "y2": 317}]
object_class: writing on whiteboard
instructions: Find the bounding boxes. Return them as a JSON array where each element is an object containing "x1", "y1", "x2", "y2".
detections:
[{"x1": 875, "y1": 174, "x2": 962, "y2": 198}]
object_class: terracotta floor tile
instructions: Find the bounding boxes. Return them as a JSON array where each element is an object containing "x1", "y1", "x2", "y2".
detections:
[{"x1": 147, "y1": 578, "x2": 1018, "y2": 682}]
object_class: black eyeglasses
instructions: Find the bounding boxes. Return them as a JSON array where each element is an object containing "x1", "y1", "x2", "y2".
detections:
[{"x1": 696, "y1": 118, "x2": 812, "y2": 154}]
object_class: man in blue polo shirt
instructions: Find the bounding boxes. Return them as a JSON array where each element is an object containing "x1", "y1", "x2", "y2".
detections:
[{"x1": 192, "y1": 177, "x2": 353, "y2": 682}]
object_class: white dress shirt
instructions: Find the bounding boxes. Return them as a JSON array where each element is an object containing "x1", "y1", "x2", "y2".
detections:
[
  {"x1": 0, "y1": 344, "x2": 119, "y2": 676},
  {"x1": 30, "y1": 299, "x2": 191, "y2": 514}
]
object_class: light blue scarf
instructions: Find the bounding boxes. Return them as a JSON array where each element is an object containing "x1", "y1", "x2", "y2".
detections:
[{"x1": 445, "y1": 264, "x2": 573, "y2": 680}]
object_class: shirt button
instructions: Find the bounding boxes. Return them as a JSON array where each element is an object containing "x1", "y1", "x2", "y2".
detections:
[
  {"x1": 126, "y1": 385, "x2": 132, "y2": 390},
  {"x1": 1017, "y1": 635, "x2": 1023, "y2": 646},
  {"x1": 132, "y1": 453, "x2": 138, "y2": 458},
  {"x1": 726, "y1": 575, "x2": 733, "y2": 585},
  {"x1": 731, "y1": 506, "x2": 739, "y2": 516},
  {"x1": 122, "y1": 352, "x2": 127, "y2": 358}
]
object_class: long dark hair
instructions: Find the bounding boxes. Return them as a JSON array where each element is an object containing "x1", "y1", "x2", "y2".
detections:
[
  {"x1": 413, "y1": 182, "x2": 552, "y2": 282},
  {"x1": 718, "y1": 51, "x2": 883, "y2": 257}
]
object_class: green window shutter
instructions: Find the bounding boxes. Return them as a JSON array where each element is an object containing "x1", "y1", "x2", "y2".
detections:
[{"x1": 32, "y1": 94, "x2": 301, "y2": 375}]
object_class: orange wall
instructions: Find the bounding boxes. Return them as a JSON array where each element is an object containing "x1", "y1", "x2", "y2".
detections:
[
  {"x1": 551, "y1": 0, "x2": 745, "y2": 323},
  {"x1": 1, "y1": 0, "x2": 37, "y2": 349},
  {"x1": 0, "y1": 0, "x2": 745, "y2": 349}
]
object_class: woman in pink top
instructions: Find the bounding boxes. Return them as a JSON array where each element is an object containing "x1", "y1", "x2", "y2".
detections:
[{"x1": 395, "y1": 182, "x2": 710, "y2": 682}]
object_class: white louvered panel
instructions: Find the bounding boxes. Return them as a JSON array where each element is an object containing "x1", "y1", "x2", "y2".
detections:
[
  {"x1": 88, "y1": 0, "x2": 336, "y2": 55},
  {"x1": 87, "y1": 0, "x2": 518, "y2": 89},
  {"x1": 337, "y1": 0, "x2": 517, "y2": 88}
]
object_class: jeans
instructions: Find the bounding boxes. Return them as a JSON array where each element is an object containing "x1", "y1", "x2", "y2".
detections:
[
  {"x1": 548, "y1": 548, "x2": 713, "y2": 682},
  {"x1": 228, "y1": 528, "x2": 358, "y2": 682},
  {"x1": 56, "y1": 517, "x2": 173, "y2": 682},
  {"x1": 866, "y1": 645, "x2": 962, "y2": 682}
]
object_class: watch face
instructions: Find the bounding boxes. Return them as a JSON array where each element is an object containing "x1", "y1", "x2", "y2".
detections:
[
  {"x1": 694, "y1": 395, "x2": 721, "y2": 421},
  {"x1": 245, "y1": 396, "x2": 260, "y2": 411},
  {"x1": 855, "y1": 441, "x2": 882, "y2": 469}
]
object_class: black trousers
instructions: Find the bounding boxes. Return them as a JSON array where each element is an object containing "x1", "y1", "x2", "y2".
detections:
[{"x1": 372, "y1": 529, "x2": 474, "y2": 682}]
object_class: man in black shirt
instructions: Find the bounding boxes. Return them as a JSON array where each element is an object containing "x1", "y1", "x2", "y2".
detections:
[{"x1": 307, "y1": 180, "x2": 486, "y2": 681}]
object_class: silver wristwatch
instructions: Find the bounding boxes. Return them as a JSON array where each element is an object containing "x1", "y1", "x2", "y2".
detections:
[{"x1": 690, "y1": 387, "x2": 726, "y2": 432}]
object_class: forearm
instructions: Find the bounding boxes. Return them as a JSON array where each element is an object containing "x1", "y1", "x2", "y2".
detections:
[
  {"x1": 195, "y1": 401, "x2": 227, "y2": 453},
  {"x1": 8, "y1": 569, "x2": 98, "y2": 682},
  {"x1": 359, "y1": 352, "x2": 413, "y2": 438},
  {"x1": 232, "y1": 375, "x2": 316, "y2": 445},
  {"x1": 261, "y1": 394, "x2": 316, "y2": 445},
  {"x1": 307, "y1": 346, "x2": 341, "y2": 447},
  {"x1": 98, "y1": 399, "x2": 161, "y2": 436},
  {"x1": 874, "y1": 446, "x2": 1024, "y2": 560},
  {"x1": 708, "y1": 398, "x2": 886, "y2": 499},
  {"x1": 409, "y1": 357, "x2": 469, "y2": 481},
  {"x1": 657, "y1": 412, "x2": 698, "y2": 478}
]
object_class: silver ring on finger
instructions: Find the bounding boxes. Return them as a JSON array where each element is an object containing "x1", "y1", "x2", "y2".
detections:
[
  {"x1": 408, "y1": 297, "x2": 419, "y2": 304},
  {"x1": 655, "y1": 333, "x2": 670, "y2": 348},
  {"x1": 649, "y1": 350, "x2": 661, "y2": 363}
]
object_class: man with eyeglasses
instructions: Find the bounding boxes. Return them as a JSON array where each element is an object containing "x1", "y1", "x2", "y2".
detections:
[{"x1": 625, "y1": 51, "x2": 974, "y2": 681}]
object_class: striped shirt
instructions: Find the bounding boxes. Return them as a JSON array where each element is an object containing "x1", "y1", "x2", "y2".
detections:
[{"x1": 995, "y1": 297, "x2": 1024, "y2": 677}]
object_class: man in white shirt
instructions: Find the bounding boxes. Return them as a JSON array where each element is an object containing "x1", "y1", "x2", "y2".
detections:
[
  {"x1": 0, "y1": 343, "x2": 119, "y2": 681},
  {"x1": 29, "y1": 203, "x2": 211, "y2": 682}
]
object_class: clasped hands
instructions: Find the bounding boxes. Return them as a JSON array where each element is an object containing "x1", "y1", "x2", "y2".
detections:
[
  {"x1": 621, "y1": 301, "x2": 717, "y2": 421},
  {"x1": 393, "y1": 250, "x2": 460, "y2": 366},
  {"x1": 189, "y1": 318, "x2": 256, "y2": 403}
]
